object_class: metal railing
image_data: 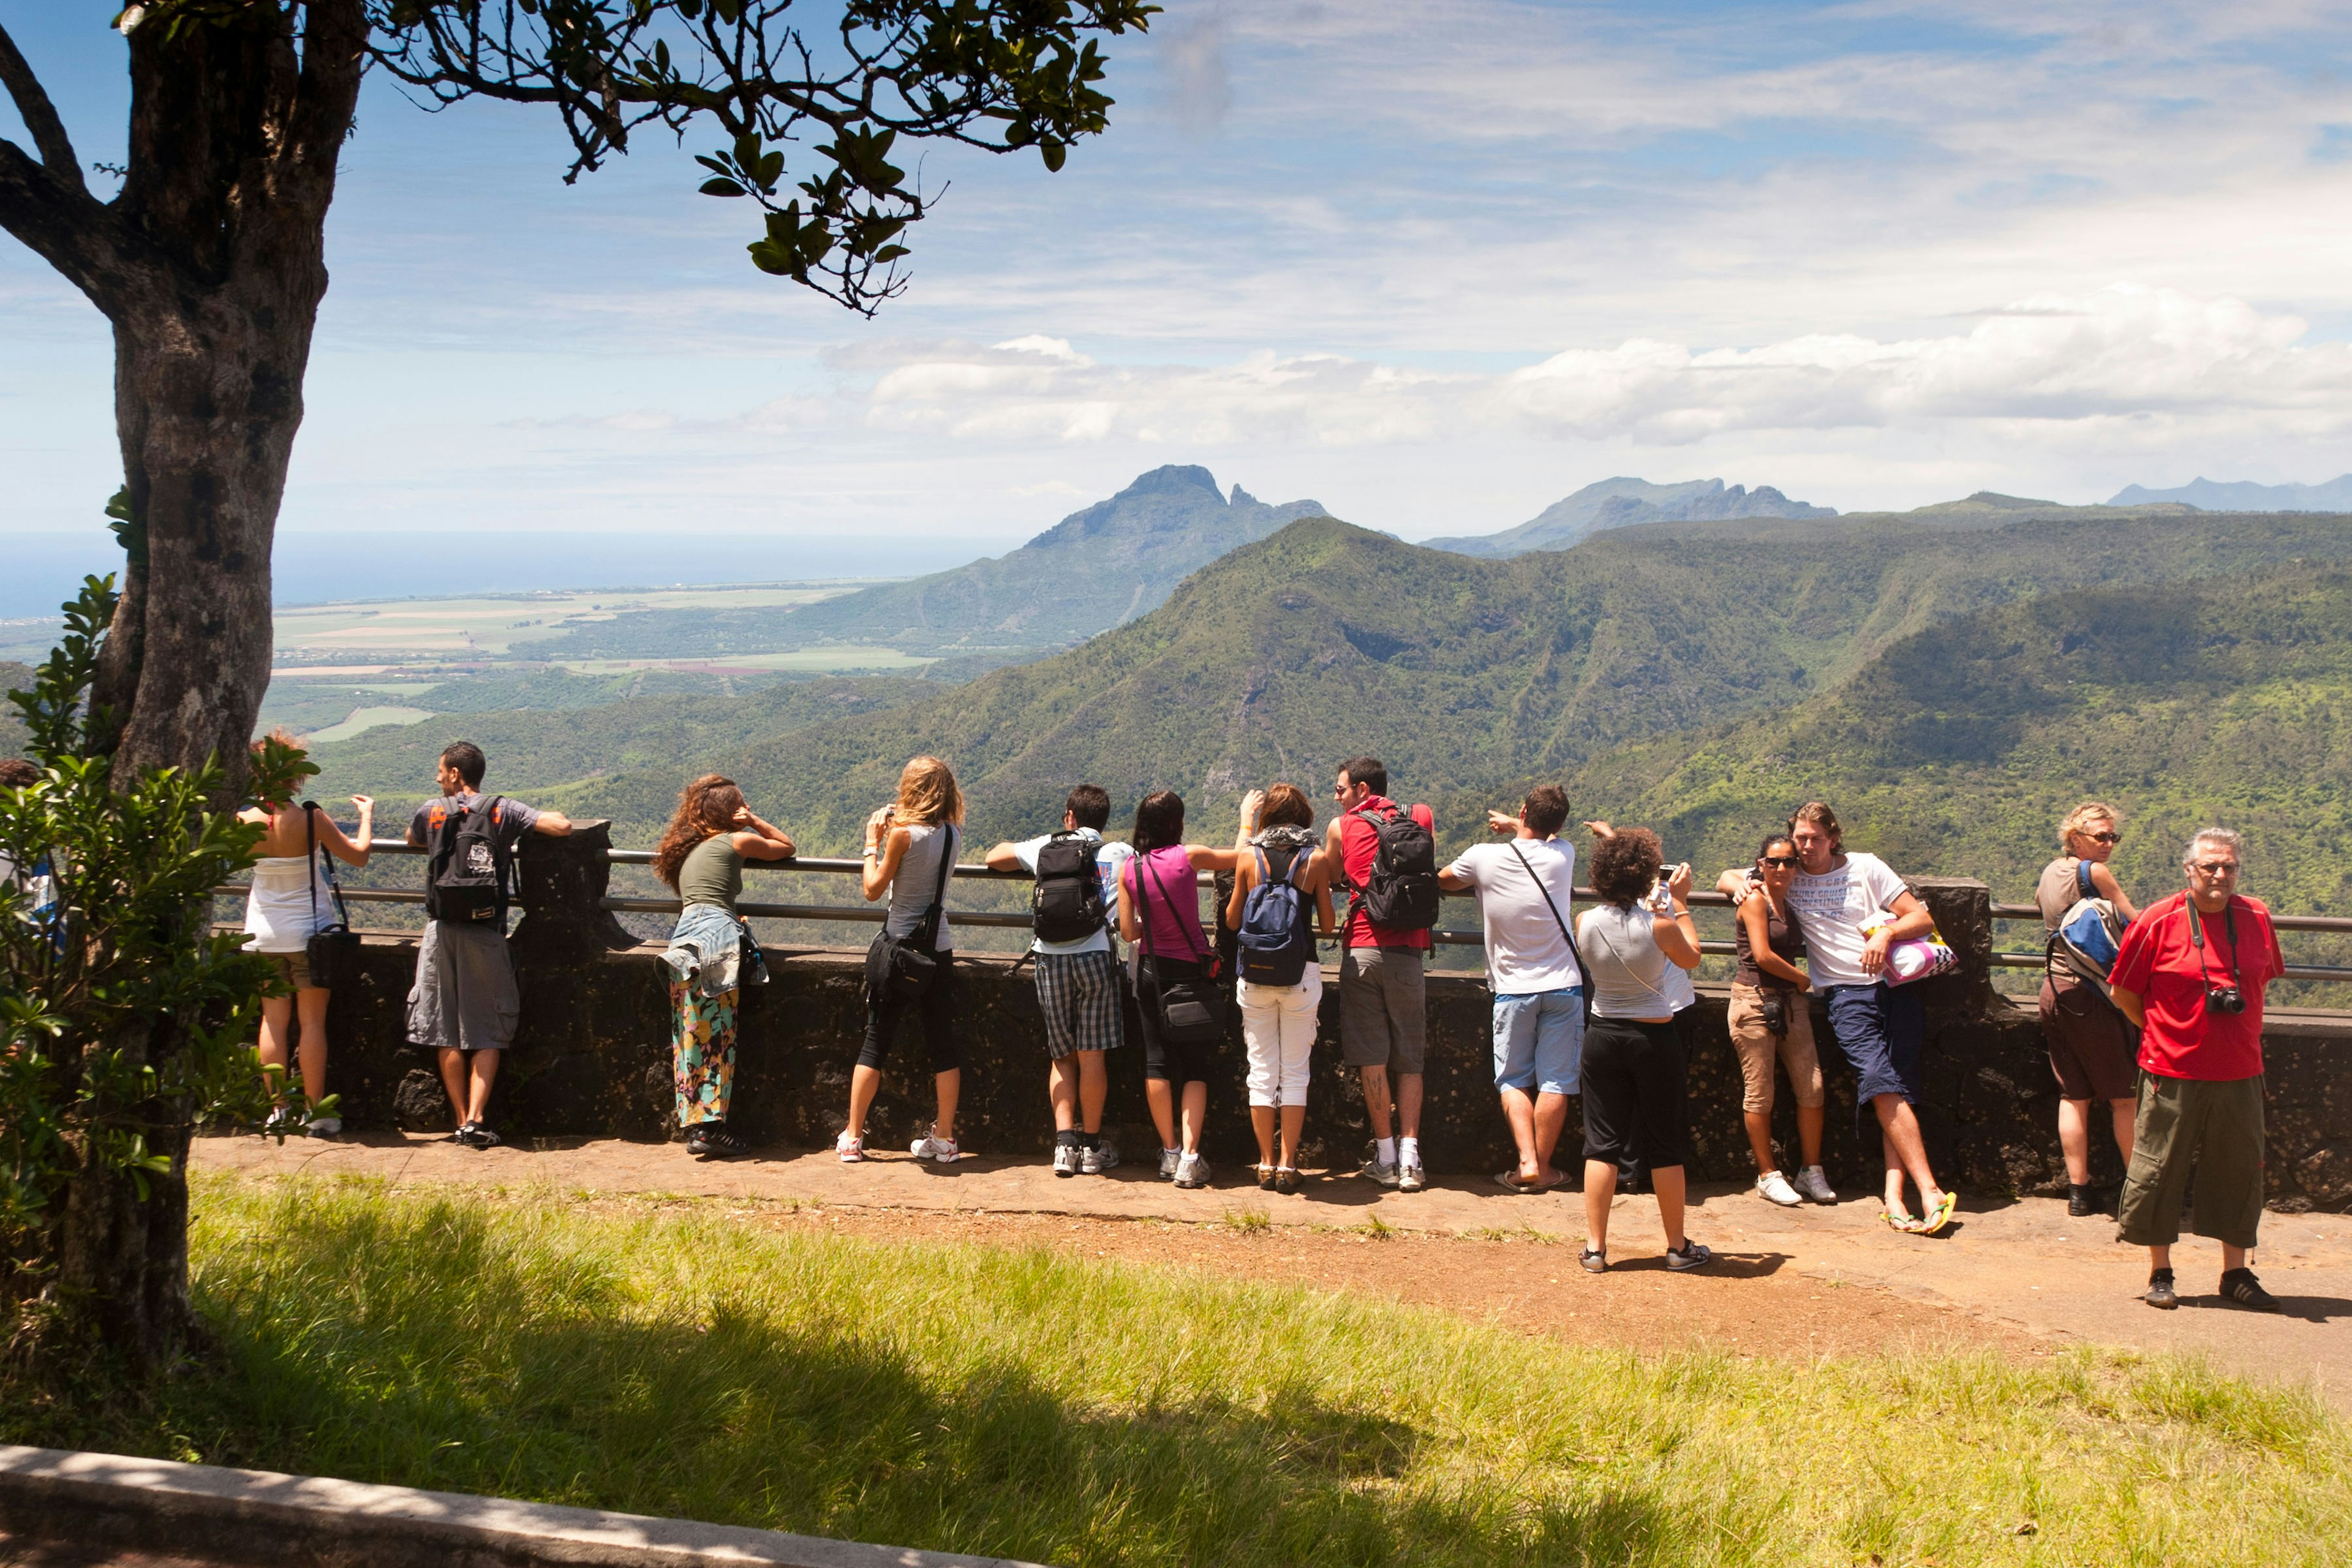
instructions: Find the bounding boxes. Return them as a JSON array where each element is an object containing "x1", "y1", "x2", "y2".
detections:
[{"x1": 210, "y1": 839, "x2": 2352, "y2": 983}]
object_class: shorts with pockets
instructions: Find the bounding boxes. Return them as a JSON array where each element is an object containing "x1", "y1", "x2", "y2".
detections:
[
  {"x1": 1491, "y1": 988, "x2": 1582, "y2": 1096},
  {"x1": 2038, "y1": 974, "x2": 2138, "y2": 1102},
  {"x1": 1579, "y1": 1017, "x2": 1690, "y2": 1169},
  {"x1": 1728, "y1": 981, "x2": 1825, "y2": 1115},
  {"x1": 2117, "y1": 1072, "x2": 2265, "y2": 1250},
  {"x1": 1822, "y1": 982, "x2": 1924, "y2": 1110},
  {"x1": 266, "y1": 949, "x2": 317, "y2": 993},
  {"x1": 1338, "y1": 945, "x2": 1427, "y2": 1074},
  {"x1": 1035, "y1": 949, "x2": 1124, "y2": 1061}
]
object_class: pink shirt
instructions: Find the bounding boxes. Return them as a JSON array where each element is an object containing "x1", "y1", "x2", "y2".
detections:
[{"x1": 1125, "y1": 846, "x2": 1208, "y2": 962}]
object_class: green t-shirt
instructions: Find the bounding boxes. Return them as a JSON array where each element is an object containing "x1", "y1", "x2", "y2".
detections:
[{"x1": 677, "y1": 834, "x2": 744, "y2": 913}]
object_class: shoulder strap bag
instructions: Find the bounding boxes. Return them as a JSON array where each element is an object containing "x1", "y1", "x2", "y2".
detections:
[
  {"x1": 865, "y1": 826, "x2": 956, "y2": 1002},
  {"x1": 1134, "y1": 851, "x2": 1226, "y2": 1046},
  {"x1": 302, "y1": 802, "x2": 361, "y2": 992},
  {"x1": 1508, "y1": 842, "x2": 1593, "y2": 1028}
]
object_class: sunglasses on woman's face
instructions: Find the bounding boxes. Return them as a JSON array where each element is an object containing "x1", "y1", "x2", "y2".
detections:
[
  {"x1": 2088, "y1": 831, "x2": 2120, "y2": 844},
  {"x1": 1760, "y1": 855, "x2": 1800, "y2": 869}
]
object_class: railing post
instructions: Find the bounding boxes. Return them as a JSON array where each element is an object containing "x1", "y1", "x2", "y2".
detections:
[
  {"x1": 511, "y1": 819, "x2": 637, "y2": 966},
  {"x1": 1905, "y1": 876, "x2": 1997, "y2": 1017}
]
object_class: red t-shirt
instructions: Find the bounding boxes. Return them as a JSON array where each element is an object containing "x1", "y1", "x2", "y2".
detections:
[
  {"x1": 1338, "y1": 795, "x2": 1435, "y2": 951},
  {"x1": 2109, "y1": 892, "x2": 2282, "y2": 1080}
]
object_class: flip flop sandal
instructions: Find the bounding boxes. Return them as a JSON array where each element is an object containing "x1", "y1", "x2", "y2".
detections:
[
  {"x1": 1881, "y1": 1208, "x2": 1923, "y2": 1234},
  {"x1": 1915, "y1": 1191, "x2": 1959, "y2": 1236},
  {"x1": 1495, "y1": 1169, "x2": 1545, "y2": 1193}
]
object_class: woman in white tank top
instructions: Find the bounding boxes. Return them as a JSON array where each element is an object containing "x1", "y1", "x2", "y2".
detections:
[{"x1": 236, "y1": 736, "x2": 373, "y2": 1136}]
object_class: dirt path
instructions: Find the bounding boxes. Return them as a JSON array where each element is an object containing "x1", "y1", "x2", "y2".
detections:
[{"x1": 196, "y1": 1133, "x2": 2352, "y2": 1404}]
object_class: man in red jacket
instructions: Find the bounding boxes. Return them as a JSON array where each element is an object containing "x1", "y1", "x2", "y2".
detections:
[{"x1": 2109, "y1": 827, "x2": 2286, "y2": 1312}]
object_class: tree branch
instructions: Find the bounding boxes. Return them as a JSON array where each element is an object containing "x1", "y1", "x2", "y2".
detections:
[
  {"x1": 0, "y1": 139, "x2": 135, "y2": 317},
  {"x1": 0, "y1": 23, "x2": 86, "y2": 193}
]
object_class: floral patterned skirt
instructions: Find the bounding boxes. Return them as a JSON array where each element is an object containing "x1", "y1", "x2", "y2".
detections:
[{"x1": 670, "y1": 979, "x2": 739, "y2": 1126}]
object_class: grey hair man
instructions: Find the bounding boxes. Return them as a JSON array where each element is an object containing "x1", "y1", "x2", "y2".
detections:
[{"x1": 2109, "y1": 828, "x2": 2287, "y2": 1311}]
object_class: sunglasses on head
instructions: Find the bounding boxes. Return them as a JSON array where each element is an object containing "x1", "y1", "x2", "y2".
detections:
[{"x1": 1760, "y1": 855, "x2": 1800, "y2": 869}]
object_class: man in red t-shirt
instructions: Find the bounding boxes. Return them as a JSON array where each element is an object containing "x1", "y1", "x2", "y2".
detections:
[
  {"x1": 1319, "y1": 756, "x2": 1435, "y2": 1192},
  {"x1": 2109, "y1": 826, "x2": 2286, "y2": 1313}
]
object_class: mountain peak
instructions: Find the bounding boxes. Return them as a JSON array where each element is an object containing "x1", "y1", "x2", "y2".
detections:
[
  {"x1": 2107, "y1": 474, "x2": 2352, "y2": 512},
  {"x1": 1426, "y1": 475, "x2": 1833, "y2": 558},
  {"x1": 1118, "y1": 464, "x2": 1225, "y2": 501}
]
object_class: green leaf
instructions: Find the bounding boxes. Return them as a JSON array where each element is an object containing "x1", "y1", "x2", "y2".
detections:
[
  {"x1": 1041, "y1": 140, "x2": 1068, "y2": 173},
  {"x1": 699, "y1": 178, "x2": 746, "y2": 197}
]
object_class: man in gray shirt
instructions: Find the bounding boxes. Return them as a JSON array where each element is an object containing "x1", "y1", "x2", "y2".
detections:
[{"x1": 405, "y1": 741, "x2": 571, "y2": 1148}]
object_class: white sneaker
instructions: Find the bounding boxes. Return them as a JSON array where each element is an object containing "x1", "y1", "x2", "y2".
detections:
[
  {"x1": 1081, "y1": 1139, "x2": 1120, "y2": 1175},
  {"x1": 911, "y1": 1132, "x2": 959, "y2": 1164},
  {"x1": 304, "y1": 1116, "x2": 342, "y2": 1140},
  {"x1": 836, "y1": 1131, "x2": 864, "y2": 1163},
  {"x1": 1052, "y1": 1143, "x2": 1082, "y2": 1177},
  {"x1": 1173, "y1": 1152, "x2": 1212, "y2": 1189},
  {"x1": 1795, "y1": 1166, "x2": 1838, "y2": 1204},
  {"x1": 1158, "y1": 1148, "x2": 1182, "y2": 1180},
  {"x1": 1756, "y1": 1170, "x2": 1802, "y2": 1207}
]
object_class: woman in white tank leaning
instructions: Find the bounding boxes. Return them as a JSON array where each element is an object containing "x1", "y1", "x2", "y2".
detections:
[{"x1": 238, "y1": 731, "x2": 373, "y2": 1136}]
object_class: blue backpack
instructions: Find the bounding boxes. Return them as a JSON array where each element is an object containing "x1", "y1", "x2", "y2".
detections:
[
  {"x1": 2049, "y1": 859, "x2": 2127, "y2": 996},
  {"x1": 1235, "y1": 843, "x2": 1316, "y2": 987}
]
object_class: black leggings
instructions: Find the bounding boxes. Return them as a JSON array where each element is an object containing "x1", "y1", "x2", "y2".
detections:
[
  {"x1": 858, "y1": 954, "x2": 963, "y2": 1073},
  {"x1": 1136, "y1": 956, "x2": 1215, "y2": 1086},
  {"x1": 1580, "y1": 1017, "x2": 1691, "y2": 1169}
]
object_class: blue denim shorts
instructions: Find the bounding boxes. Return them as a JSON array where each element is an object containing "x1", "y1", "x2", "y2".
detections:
[
  {"x1": 1823, "y1": 982, "x2": 1925, "y2": 1107},
  {"x1": 1491, "y1": 987, "x2": 1584, "y2": 1096}
]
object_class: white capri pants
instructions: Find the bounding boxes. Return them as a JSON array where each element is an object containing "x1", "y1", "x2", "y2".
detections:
[{"x1": 1238, "y1": 970, "x2": 1322, "y2": 1109}]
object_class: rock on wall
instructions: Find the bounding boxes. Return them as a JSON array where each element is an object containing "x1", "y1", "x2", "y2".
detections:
[{"x1": 247, "y1": 832, "x2": 2352, "y2": 1209}]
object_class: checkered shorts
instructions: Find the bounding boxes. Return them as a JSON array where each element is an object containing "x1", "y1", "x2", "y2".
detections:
[{"x1": 1034, "y1": 948, "x2": 1125, "y2": 1060}]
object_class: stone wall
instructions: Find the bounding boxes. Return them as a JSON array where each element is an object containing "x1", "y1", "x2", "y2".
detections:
[{"x1": 279, "y1": 827, "x2": 2352, "y2": 1208}]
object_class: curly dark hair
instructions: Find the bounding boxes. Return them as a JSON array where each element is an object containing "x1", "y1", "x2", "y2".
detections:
[
  {"x1": 653, "y1": 774, "x2": 746, "y2": 889},
  {"x1": 1589, "y1": 826, "x2": 1665, "y2": 907}
]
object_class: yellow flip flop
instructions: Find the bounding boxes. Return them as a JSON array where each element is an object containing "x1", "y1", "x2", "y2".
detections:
[
  {"x1": 1915, "y1": 1190, "x2": 1959, "y2": 1236},
  {"x1": 1880, "y1": 1207, "x2": 1921, "y2": 1234}
]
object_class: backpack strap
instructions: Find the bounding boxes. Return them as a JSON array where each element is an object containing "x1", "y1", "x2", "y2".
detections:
[
  {"x1": 301, "y1": 801, "x2": 353, "y2": 933},
  {"x1": 2077, "y1": 858, "x2": 2096, "y2": 899}
]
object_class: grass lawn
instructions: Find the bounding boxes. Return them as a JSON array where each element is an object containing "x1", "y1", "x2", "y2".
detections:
[{"x1": 6, "y1": 1177, "x2": 2348, "y2": 1567}]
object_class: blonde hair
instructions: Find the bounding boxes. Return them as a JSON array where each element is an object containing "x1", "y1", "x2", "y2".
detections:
[
  {"x1": 895, "y1": 755, "x2": 964, "y2": 826},
  {"x1": 2059, "y1": 801, "x2": 2119, "y2": 850}
]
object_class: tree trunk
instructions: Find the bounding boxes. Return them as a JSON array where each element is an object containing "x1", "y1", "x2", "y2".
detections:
[{"x1": 0, "y1": 4, "x2": 366, "y2": 1368}]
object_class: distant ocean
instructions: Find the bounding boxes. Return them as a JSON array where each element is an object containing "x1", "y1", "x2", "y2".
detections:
[{"x1": 0, "y1": 530, "x2": 1005, "y2": 619}]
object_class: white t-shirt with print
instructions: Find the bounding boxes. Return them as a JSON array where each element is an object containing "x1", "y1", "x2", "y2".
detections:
[
  {"x1": 1645, "y1": 879, "x2": 1698, "y2": 1012},
  {"x1": 1011, "y1": 827, "x2": 1135, "y2": 956},
  {"x1": 1442, "y1": 837, "x2": 1581, "y2": 995},
  {"x1": 1783, "y1": 851, "x2": 1910, "y2": 989}
]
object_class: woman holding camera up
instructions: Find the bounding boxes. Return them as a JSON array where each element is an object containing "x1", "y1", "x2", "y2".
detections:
[
  {"x1": 840, "y1": 756, "x2": 966, "y2": 1166},
  {"x1": 1730, "y1": 832, "x2": 1834, "y2": 1207}
]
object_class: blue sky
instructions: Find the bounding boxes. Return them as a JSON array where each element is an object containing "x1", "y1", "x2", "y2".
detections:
[{"x1": 7, "y1": 0, "x2": 2352, "y2": 573}]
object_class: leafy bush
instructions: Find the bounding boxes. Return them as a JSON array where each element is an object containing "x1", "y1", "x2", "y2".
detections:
[{"x1": 1, "y1": 578, "x2": 304, "y2": 1321}]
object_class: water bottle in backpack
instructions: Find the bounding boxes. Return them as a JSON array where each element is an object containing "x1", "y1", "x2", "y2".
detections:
[{"x1": 1236, "y1": 843, "x2": 1317, "y2": 986}]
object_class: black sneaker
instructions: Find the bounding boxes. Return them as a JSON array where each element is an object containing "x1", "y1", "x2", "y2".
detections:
[
  {"x1": 2220, "y1": 1268, "x2": 2282, "y2": 1313},
  {"x1": 2067, "y1": 1183, "x2": 2101, "y2": 1218},
  {"x1": 2144, "y1": 1268, "x2": 2178, "y2": 1309},
  {"x1": 1665, "y1": 1240, "x2": 1716, "y2": 1272},
  {"x1": 451, "y1": 1121, "x2": 478, "y2": 1146},
  {"x1": 686, "y1": 1125, "x2": 750, "y2": 1160}
]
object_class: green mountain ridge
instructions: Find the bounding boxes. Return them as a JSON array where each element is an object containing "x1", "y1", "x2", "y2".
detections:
[
  {"x1": 516, "y1": 508, "x2": 2352, "y2": 856},
  {"x1": 530, "y1": 465, "x2": 1326, "y2": 664}
]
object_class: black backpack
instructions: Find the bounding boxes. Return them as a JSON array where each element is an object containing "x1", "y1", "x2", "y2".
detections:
[
  {"x1": 1351, "y1": 803, "x2": 1440, "y2": 933},
  {"x1": 424, "y1": 794, "x2": 513, "y2": 924},
  {"x1": 1031, "y1": 831, "x2": 1107, "y2": 944}
]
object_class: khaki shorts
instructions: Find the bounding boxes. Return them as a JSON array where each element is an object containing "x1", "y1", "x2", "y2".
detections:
[
  {"x1": 265, "y1": 949, "x2": 317, "y2": 992},
  {"x1": 2117, "y1": 1072, "x2": 2266, "y2": 1251},
  {"x1": 2038, "y1": 974, "x2": 2138, "y2": 1102},
  {"x1": 1338, "y1": 946, "x2": 1426, "y2": 1074},
  {"x1": 1727, "y1": 981, "x2": 1824, "y2": 1115}
]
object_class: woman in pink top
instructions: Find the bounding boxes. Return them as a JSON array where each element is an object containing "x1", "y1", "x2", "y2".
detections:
[{"x1": 1115, "y1": 789, "x2": 1242, "y2": 1189}]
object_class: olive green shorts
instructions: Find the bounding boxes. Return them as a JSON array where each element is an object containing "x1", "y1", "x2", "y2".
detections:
[{"x1": 2117, "y1": 1072, "x2": 2265, "y2": 1251}]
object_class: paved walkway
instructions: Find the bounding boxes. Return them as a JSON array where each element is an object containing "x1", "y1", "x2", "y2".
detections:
[{"x1": 195, "y1": 1133, "x2": 2352, "y2": 1410}]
